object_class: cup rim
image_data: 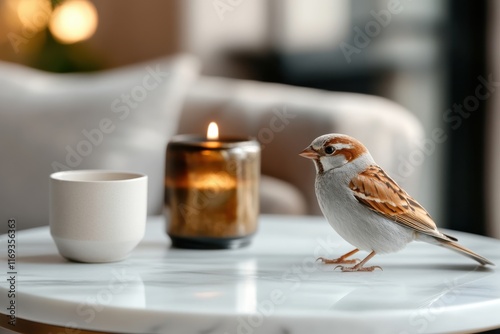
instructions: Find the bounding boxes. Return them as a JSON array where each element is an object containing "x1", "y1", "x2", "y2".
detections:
[{"x1": 50, "y1": 170, "x2": 147, "y2": 183}]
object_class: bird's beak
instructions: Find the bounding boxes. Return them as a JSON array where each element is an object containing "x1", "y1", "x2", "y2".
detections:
[{"x1": 299, "y1": 147, "x2": 318, "y2": 159}]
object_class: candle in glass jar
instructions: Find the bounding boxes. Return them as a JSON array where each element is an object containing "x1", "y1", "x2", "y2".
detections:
[{"x1": 165, "y1": 122, "x2": 260, "y2": 249}]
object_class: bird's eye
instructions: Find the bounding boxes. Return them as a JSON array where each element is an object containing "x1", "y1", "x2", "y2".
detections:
[{"x1": 325, "y1": 146, "x2": 336, "y2": 155}]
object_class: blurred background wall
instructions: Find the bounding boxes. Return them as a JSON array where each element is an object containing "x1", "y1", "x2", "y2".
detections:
[{"x1": 0, "y1": 0, "x2": 496, "y2": 236}]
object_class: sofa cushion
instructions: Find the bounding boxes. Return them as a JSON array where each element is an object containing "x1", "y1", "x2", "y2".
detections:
[
  {"x1": 260, "y1": 175, "x2": 307, "y2": 215},
  {"x1": 0, "y1": 54, "x2": 200, "y2": 233}
]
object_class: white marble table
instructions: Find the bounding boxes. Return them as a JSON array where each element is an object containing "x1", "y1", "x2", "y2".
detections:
[{"x1": 1, "y1": 215, "x2": 500, "y2": 334}]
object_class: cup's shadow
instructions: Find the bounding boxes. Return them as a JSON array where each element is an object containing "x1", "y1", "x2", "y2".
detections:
[{"x1": 17, "y1": 254, "x2": 67, "y2": 264}]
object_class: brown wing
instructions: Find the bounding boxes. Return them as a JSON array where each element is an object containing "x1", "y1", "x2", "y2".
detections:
[{"x1": 349, "y1": 165, "x2": 456, "y2": 242}]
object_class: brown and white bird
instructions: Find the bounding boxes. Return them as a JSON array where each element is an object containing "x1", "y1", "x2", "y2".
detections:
[{"x1": 300, "y1": 133, "x2": 494, "y2": 272}]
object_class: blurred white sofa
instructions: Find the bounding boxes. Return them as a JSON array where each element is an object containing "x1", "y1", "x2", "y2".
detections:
[{"x1": 0, "y1": 54, "x2": 424, "y2": 234}]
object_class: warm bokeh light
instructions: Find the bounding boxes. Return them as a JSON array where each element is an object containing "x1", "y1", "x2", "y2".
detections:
[
  {"x1": 0, "y1": 0, "x2": 51, "y2": 45},
  {"x1": 17, "y1": 0, "x2": 51, "y2": 31},
  {"x1": 49, "y1": 0, "x2": 98, "y2": 44},
  {"x1": 207, "y1": 122, "x2": 219, "y2": 140}
]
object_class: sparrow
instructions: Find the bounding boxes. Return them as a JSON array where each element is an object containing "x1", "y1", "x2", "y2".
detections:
[{"x1": 300, "y1": 133, "x2": 494, "y2": 272}]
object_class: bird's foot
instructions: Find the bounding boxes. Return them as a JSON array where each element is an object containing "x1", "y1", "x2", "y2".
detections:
[
  {"x1": 316, "y1": 257, "x2": 360, "y2": 265},
  {"x1": 333, "y1": 265, "x2": 383, "y2": 272}
]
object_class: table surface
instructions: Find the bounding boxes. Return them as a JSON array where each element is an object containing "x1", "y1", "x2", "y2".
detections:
[{"x1": 1, "y1": 215, "x2": 500, "y2": 334}]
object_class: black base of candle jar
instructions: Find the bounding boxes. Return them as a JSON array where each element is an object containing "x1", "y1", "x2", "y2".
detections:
[{"x1": 168, "y1": 234, "x2": 254, "y2": 249}]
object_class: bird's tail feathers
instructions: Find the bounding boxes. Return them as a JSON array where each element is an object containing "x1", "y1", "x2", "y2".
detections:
[{"x1": 436, "y1": 239, "x2": 494, "y2": 266}]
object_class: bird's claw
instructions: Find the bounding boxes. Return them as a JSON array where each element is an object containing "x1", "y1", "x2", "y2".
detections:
[
  {"x1": 333, "y1": 265, "x2": 383, "y2": 272},
  {"x1": 316, "y1": 257, "x2": 359, "y2": 264}
]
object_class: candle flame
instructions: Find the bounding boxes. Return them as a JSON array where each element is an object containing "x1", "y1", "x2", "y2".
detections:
[{"x1": 207, "y1": 122, "x2": 219, "y2": 140}]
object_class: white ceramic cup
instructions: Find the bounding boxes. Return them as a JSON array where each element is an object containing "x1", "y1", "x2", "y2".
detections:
[{"x1": 50, "y1": 170, "x2": 147, "y2": 263}]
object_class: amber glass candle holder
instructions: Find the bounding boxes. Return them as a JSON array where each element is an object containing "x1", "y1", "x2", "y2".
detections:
[{"x1": 165, "y1": 135, "x2": 260, "y2": 249}]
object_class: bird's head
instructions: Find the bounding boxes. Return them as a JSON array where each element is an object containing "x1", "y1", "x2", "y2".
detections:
[{"x1": 299, "y1": 133, "x2": 368, "y2": 174}]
